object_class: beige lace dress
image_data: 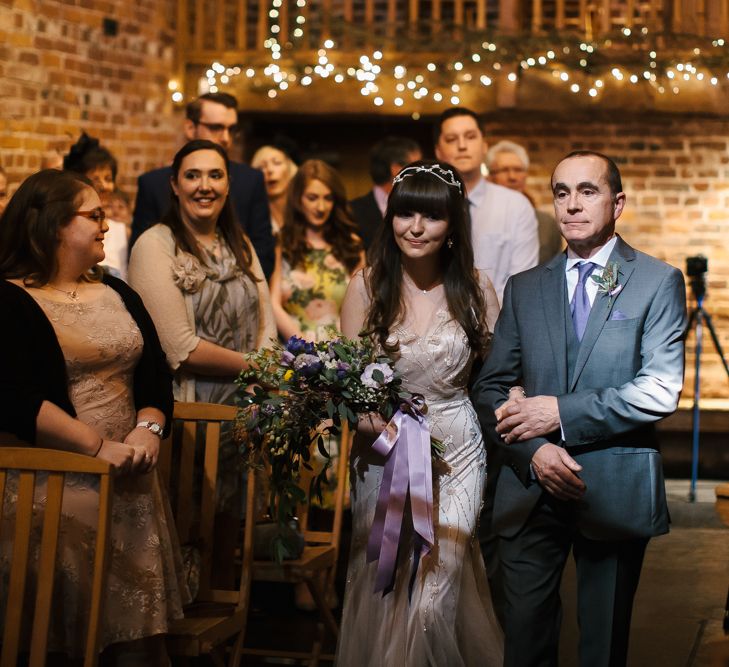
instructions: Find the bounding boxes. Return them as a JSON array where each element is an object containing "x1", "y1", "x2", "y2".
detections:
[{"x1": 0, "y1": 287, "x2": 189, "y2": 655}]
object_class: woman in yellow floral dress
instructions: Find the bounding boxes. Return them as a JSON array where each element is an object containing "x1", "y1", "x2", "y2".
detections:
[
  {"x1": 270, "y1": 159, "x2": 364, "y2": 342},
  {"x1": 270, "y1": 159, "x2": 364, "y2": 607}
]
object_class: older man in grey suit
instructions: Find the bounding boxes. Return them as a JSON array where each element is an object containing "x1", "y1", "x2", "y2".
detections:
[{"x1": 472, "y1": 150, "x2": 686, "y2": 667}]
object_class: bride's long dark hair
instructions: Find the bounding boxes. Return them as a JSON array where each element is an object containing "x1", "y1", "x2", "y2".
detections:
[{"x1": 365, "y1": 160, "x2": 489, "y2": 357}]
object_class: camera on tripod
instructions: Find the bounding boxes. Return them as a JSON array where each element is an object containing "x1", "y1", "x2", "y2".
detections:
[{"x1": 686, "y1": 255, "x2": 708, "y2": 300}]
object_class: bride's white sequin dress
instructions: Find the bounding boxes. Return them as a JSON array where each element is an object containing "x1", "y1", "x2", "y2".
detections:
[{"x1": 337, "y1": 275, "x2": 504, "y2": 666}]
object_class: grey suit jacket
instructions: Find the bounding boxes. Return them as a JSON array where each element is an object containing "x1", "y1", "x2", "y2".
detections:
[{"x1": 472, "y1": 236, "x2": 687, "y2": 541}]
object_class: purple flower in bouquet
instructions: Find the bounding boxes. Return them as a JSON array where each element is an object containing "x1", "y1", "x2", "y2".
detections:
[
  {"x1": 361, "y1": 362, "x2": 395, "y2": 389},
  {"x1": 285, "y1": 335, "x2": 315, "y2": 356},
  {"x1": 336, "y1": 360, "x2": 351, "y2": 379},
  {"x1": 281, "y1": 350, "x2": 295, "y2": 366},
  {"x1": 293, "y1": 353, "x2": 323, "y2": 376}
]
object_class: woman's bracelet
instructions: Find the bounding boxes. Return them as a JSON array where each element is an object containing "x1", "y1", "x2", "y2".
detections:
[{"x1": 92, "y1": 437, "x2": 104, "y2": 457}]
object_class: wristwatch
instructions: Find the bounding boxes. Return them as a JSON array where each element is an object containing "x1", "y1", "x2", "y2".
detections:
[{"x1": 136, "y1": 420, "x2": 164, "y2": 437}]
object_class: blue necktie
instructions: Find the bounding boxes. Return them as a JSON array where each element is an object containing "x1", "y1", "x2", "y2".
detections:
[{"x1": 571, "y1": 261, "x2": 596, "y2": 341}]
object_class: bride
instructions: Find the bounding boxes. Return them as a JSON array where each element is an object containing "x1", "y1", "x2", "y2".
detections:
[{"x1": 337, "y1": 161, "x2": 504, "y2": 666}]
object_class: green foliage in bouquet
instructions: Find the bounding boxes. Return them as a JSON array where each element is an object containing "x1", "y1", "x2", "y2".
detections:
[{"x1": 235, "y1": 333, "x2": 443, "y2": 560}]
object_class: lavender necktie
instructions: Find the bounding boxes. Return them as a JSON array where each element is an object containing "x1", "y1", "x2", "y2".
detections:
[{"x1": 571, "y1": 261, "x2": 596, "y2": 341}]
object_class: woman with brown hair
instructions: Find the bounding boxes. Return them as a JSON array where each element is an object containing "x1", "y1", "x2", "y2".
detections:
[
  {"x1": 270, "y1": 158, "x2": 365, "y2": 342},
  {"x1": 0, "y1": 169, "x2": 188, "y2": 665},
  {"x1": 128, "y1": 139, "x2": 276, "y2": 584}
]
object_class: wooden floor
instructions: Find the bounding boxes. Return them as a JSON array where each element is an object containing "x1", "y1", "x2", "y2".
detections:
[{"x1": 179, "y1": 479, "x2": 729, "y2": 666}]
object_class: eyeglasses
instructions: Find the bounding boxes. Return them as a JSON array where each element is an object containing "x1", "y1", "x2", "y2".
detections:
[
  {"x1": 76, "y1": 208, "x2": 106, "y2": 224},
  {"x1": 195, "y1": 121, "x2": 241, "y2": 136}
]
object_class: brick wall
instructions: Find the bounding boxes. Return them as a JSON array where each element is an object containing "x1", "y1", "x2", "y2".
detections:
[
  {"x1": 0, "y1": 0, "x2": 181, "y2": 198},
  {"x1": 487, "y1": 112, "x2": 729, "y2": 399}
]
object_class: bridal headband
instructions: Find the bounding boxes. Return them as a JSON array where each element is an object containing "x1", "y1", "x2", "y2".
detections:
[{"x1": 392, "y1": 164, "x2": 463, "y2": 194}]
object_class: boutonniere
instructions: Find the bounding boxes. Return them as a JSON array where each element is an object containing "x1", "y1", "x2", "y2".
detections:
[{"x1": 591, "y1": 261, "x2": 622, "y2": 304}]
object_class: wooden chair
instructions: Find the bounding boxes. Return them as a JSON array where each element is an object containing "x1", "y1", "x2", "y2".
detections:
[
  {"x1": 0, "y1": 445, "x2": 114, "y2": 667},
  {"x1": 242, "y1": 422, "x2": 351, "y2": 666},
  {"x1": 157, "y1": 401, "x2": 255, "y2": 667}
]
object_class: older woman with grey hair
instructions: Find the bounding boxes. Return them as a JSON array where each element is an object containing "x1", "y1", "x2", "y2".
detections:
[{"x1": 486, "y1": 139, "x2": 562, "y2": 262}]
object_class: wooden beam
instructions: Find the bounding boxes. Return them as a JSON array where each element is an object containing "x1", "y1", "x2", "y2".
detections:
[
  {"x1": 409, "y1": 0, "x2": 419, "y2": 24},
  {"x1": 477, "y1": 0, "x2": 487, "y2": 28},
  {"x1": 556, "y1": 0, "x2": 565, "y2": 30},
  {"x1": 257, "y1": 0, "x2": 268, "y2": 49},
  {"x1": 601, "y1": 0, "x2": 612, "y2": 34},
  {"x1": 455, "y1": 0, "x2": 464, "y2": 25},
  {"x1": 236, "y1": 0, "x2": 247, "y2": 50},
  {"x1": 672, "y1": 0, "x2": 682, "y2": 32},
  {"x1": 215, "y1": 0, "x2": 225, "y2": 50},
  {"x1": 531, "y1": 0, "x2": 542, "y2": 32},
  {"x1": 195, "y1": 0, "x2": 205, "y2": 50}
]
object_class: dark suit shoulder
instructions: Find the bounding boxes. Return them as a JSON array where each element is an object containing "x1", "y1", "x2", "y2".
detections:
[{"x1": 138, "y1": 165, "x2": 173, "y2": 186}]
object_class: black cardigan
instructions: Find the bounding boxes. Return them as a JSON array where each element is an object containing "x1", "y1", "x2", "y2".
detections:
[{"x1": 0, "y1": 275, "x2": 174, "y2": 443}]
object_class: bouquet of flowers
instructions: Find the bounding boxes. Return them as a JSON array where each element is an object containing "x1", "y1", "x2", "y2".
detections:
[{"x1": 235, "y1": 333, "x2": 443, "y2": 558}]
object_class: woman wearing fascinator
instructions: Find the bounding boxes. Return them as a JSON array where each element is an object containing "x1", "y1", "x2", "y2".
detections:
[{"x1": 337, "y1": 160, "x2": 504, "y2": 665}]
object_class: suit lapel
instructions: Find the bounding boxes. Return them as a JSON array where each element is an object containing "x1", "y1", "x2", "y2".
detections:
[
  {"x1": 542, "y1": 253, "x2": 569, "y2": 393},
  {"x1": 569, "y1": 236, "x2": 637, "y2": 390}
]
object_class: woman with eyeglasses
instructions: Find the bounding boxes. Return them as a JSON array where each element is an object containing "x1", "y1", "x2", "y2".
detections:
[
  {"x1": 64, "y1": 132, "x2": 130, "y2": 280},
  {"x1": 0, "y1": 169, "x2": 189, "y2": 665}
]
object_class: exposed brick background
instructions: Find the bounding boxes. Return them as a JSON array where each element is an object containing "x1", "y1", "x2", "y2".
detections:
[
  {"x1": 1, "y1": 1, "x2": 728, "y2": 399},
  {"x1": 487, "y1": 112, "x2": 729, "y2": 399},
  {"x1": 0, "y1": 0, "x2": 181, "y2": 198}
]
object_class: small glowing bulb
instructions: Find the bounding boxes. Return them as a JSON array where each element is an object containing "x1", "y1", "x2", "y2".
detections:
[
  {"x1": 508, "y1": 72, "x2": 517, "y2": 82},
  {"x1": 267, "y1": 89, "x2": 277, "y2": 98},
  {"x1": 560, "y1": 72, "x2": 569, "y2": 81},
  {"x1": 434, "y1": 92, "x2": 443, "y2": 101},
  {"x1": 374, "y1": 96, "x2": 384, "y2": 106},
  {"x1": 394, "y1": 97, "x2": 404, "y2": 106},
  {"x1": 324, "y1": 39, "x2": 334, "y2": 48},
  {"x1": 172, "y1": 91, "x2": 183, "y2": 102},
  {"x1": 427, "y1": 63, "x2": 436, "y2": 71},
  {"x1": 450, "y1": 95, "x2": 460, "y2": 104},
  {"x1": 570, "y1": 83, "x2": 580, "y2": 93},
  {"x1": 588, "y1": 88, "x2": 597, "y2": 97}
]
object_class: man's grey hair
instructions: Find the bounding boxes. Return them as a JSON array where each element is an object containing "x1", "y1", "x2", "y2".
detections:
[{"x1": 485, "y1": 140, "x2": 530, "y2": 170}]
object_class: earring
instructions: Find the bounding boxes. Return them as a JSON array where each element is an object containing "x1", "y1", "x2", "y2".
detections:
[{"x1": 447, "y1": 237, "x2": 454, "y2": 249}]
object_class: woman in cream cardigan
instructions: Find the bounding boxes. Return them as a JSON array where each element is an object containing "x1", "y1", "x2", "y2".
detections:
[{"x1": 129, "y1": 140, "x2": 276, "y2": 583}]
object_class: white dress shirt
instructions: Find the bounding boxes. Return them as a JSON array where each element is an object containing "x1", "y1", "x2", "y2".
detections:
[
  {"x1": 565, "y1": 235, "x2": 618, "y2": 305},
  {"x1": 468, "y1": 178, "x2": 539, "y2": 303}
]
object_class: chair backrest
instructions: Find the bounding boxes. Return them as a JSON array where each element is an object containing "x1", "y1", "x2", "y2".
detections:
[
  {"x1": 0, "y1": 446, "x2": 113, "y2": 667},
  {"x1": 159, "y1": 401, "x2": 255, "y2": 607}
]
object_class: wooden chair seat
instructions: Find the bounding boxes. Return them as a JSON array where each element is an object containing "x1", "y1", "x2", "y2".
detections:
[{"x1": 252, "y1": 545, "x2": 336, "y2": 582}]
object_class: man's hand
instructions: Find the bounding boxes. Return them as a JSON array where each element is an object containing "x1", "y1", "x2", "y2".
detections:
[
  {"x1": 495, "y1": 395, "x2": 560, "y2": 444},
  {"x1": 531, "y1": 443, "x2": 586, "y2": 500}
]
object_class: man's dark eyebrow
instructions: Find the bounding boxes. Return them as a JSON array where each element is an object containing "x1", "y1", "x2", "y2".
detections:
[
  {"x1": 577, "y1": 180, "x2": 600, "y2": 190},
  {"x1": 552, "y1": 181, "x2": 568, "y2": 193}
]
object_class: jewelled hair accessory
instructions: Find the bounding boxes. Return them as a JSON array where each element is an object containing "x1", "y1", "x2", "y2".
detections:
[{"x1": 392, "y1": 164, "x2": 463, "y2": 194}]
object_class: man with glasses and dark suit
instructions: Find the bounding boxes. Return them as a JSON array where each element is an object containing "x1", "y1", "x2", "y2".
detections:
[{"x1": 131, "y1": 92, "x2": 274, "y2": 278}]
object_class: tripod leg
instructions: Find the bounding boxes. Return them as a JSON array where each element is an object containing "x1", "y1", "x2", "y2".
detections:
[
  {"x1": 700, "y1": 310, "x2": 729, "y2": 380},
  {"x1": 684, "y1": 308, "x2": 698, "y2": 340},
  {"x1": 689, "y1": 312, "x2": 703, "y2": 503}
]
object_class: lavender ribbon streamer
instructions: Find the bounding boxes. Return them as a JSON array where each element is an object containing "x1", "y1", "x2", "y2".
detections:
[{"x1": 365, "y1": 407, "x2": 435, "y2": 595}]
